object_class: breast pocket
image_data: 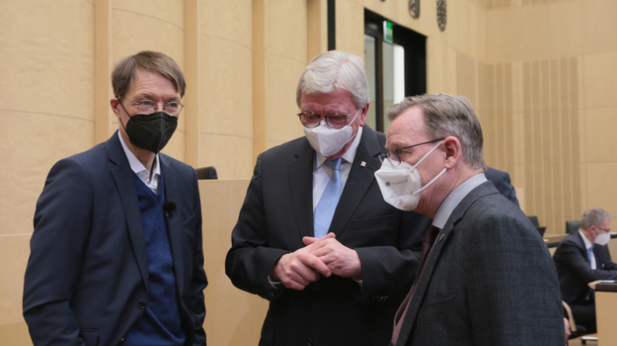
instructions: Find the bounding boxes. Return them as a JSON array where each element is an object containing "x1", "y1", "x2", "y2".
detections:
[
  {"x1": 418, "y1": 295, "x2": 454, "y2": 318},
  {"x1": 349, "y1": 214, "x2": 399, "y2": 246},
  {"x1": 351, "y1": 214, "x2": 397, "y2": 232}
]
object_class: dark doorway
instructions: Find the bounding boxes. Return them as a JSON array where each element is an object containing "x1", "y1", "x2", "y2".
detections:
[{"x1": 364, "y1": 9, "x2": 426, "y2": 133}]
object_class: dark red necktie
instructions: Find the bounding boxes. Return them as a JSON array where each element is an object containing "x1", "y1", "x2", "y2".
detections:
[{"x1": 391, "y1": 225, "x2": 441, "y2": 344}]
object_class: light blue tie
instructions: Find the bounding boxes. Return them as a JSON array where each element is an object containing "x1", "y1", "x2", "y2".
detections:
[
  {"x1": 314, "y1": 158, "x2": 343, "y2": 238},
  {"x1": 589, "y1": 247, "x2": 596, "y2": 269}
]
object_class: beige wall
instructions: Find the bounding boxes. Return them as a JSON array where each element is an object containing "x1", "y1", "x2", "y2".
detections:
[
  {"x1": 3, "y1": 0, "x2": 617, "y2": 343},
  {"x1": 481, "y1": 0, "x2": 617, "y2": 235},
  {"x1": 352, "y1": 0, "x2": 617, "y2": 234}
]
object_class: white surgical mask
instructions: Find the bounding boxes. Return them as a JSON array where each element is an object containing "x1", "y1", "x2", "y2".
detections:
[
  {"x1": 374, "y1": 141, "x2": 446, "y2": 211},
  {"x1": 595, "y1": 231, "x2": 610, "y2": 246},
  {"x1": 304, "y1": 109, "x2": 361, "y2": 157}
]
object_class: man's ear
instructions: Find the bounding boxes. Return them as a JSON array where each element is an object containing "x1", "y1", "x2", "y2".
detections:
[
  {"x1": 357, "y1": 103, "x2": 369, "y2": 127},
  {"x1": 110, "y1": 98, "x2": 122, "y2": 118},
  {"x1": 443, "y1": 136, "x2": 462, "y2": 169}
]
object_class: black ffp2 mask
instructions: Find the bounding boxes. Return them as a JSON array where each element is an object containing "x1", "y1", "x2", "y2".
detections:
[{"x1": 125, "y1": 112, "x2": 178, "y2": 153}]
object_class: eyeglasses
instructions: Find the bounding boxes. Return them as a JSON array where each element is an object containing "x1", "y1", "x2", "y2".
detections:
[
  {"x1": 297, "y1": 110, "x2": 355, "y2": 129},
  {"x1": 124, "y1": 97, "x2": 184, "y2": 116},
  {"x1": 386, "y1": 138, "x2": 445, "y2": 166},
  {"x1": 594, "y1": 225, "x2": 611, "y2": 233}
]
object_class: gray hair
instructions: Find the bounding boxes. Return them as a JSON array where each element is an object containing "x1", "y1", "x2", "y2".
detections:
[
  {"x1": 387, "y1": 94, "x2": 485, "y2": 169},
  {"x1": 581, "y1": 207, "x2": 612, "y2": 229},
  {"x1": 296, "y1": 50, "x2": 369, "y2": 109}
]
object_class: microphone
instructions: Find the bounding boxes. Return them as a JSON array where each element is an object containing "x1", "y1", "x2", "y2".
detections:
[{"x1": 164, "y1": 200, "x2": 177, "y2": 219}]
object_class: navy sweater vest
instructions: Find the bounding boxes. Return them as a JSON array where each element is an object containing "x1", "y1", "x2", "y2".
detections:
[{"x1": 124, "y1": 173, "x2": 185, "y2": 346}]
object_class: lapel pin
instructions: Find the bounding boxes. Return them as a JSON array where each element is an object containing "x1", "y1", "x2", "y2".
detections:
[{"x1": 360, "y1": 161, "x2": 366, "y2": 167}]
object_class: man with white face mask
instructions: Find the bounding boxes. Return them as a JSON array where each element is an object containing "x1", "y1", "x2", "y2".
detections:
[
  {"x1": 226, "y1": 50, "x2": 430, "y2": 346},
  {"x1": 376, "y1": 93, "x2": 565, "y2": 346},
  {"x1": 554, "y1": 207, "x2": 617, "y2": 333}
]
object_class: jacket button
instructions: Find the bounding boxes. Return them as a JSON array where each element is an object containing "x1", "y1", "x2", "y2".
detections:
[
  {"x1": 119, "y1": 337, "x2": 126, "y2": 343},
  {"x1": 307, "y1": 338, "x2": 313, "y2": 346},
  {"x1": 138, "y1": 301, "x2": 147, "y2": 309}
]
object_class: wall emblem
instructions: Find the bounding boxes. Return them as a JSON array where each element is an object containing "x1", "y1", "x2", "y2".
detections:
[
  {"x1": 409, "y1": 0, "x2": 420, "y2": 19},
  {"x1": 437, "y1": 0, "x2": 447, "y2": 32}
]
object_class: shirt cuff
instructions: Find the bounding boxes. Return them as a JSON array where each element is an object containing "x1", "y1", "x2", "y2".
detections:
[{"x1": 267, "y1": 275, "x2": 282, "y2": 290}]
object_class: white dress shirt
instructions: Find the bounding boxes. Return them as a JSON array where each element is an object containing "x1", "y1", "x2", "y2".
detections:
[
  {"x1": 312, "y1": 127, "x2": 363, "y2": 210},
  {"x1": 579, "y1": 229, "x2": 596, "y2": 270},
  {"x1": 432, "y1": 173, "x2": 488, "y2": 229},
  {"x1": 118, "y1": 133, "x2": 161, "y2": 194}
]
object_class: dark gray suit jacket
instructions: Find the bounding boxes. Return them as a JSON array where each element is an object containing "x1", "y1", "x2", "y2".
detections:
[
  {"x1": 395, "y1": 181, "x2": 564, "y2": 346},
  {"x1": 225, "y1": 126, "x2": 430, "y2": 346}
]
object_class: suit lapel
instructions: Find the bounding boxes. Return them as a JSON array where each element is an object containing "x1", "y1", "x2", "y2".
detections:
[
  {"x1": 160, "y1": 155, "x2": 185, "y2": 294},
  {"x1": 289, "y1": 139, "x2": 316, "y2": 239},
  {"x1": 396, "y1": 182, "x2": 496, "y2": 346},
  {"x1": 395, "y1": 223, "x2": 455, "y2": 346},
  {"x1": 574, "y1": 233, "x2": 591, "y2": 263},
  {"x1": 329, "y1": 126, "x2": 384, "y2": 237},
  {"x1": 288, "y1": 127, "x2": 385, "y2": 239},
  {"x1": 107, "y1": 132, "x2": 149, "y2": 287}
]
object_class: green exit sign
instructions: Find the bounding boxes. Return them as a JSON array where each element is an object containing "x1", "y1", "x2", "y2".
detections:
[{"x1": 383, "y1": 21, "x2": 393, "y2": 43}]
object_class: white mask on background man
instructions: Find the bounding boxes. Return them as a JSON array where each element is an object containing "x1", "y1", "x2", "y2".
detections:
[
  {"x1": 595, "y1": 230, "x2": 611, "y2": 246},
  {"x1": 374, "y1": 140, "x2": 446, "y2": 211},
  {"x1": 304, "y1": 109, "x2": 361, "y2": 157}
]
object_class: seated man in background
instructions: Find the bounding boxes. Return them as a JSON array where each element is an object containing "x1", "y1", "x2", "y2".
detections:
[{"x1": 554, "y1": 207, "x2": 617, "y2": 333}]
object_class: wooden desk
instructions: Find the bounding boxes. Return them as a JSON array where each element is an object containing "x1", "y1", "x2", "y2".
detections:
[
  {"x1": 595, "y1": 282, "x2": 617, "y2": 345},
  {"x1": 568, "y1": 334, "x2": 597, "y2": 345},
  {"x1": 545, "y1": 234, "x2": 568, "y2": 248}
]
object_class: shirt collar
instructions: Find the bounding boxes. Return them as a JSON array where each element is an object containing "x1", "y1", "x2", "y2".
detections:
[
  {"x1": 579, "y1": 229, "x2": 593, "y2": 250},
  {"x1": 316, "y1": 126, "x2": 363, "y2": 168},
  {"x1": 117, "y1": 132, "x2": 161, "y2": 179},
  {"x1": 432, "y1": 173, "x2": 488, "y2": 229}
]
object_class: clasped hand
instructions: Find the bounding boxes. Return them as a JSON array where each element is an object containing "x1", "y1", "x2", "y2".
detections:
[{"x1": 270, "y1": 233, "x2": 361, "y2": 291}]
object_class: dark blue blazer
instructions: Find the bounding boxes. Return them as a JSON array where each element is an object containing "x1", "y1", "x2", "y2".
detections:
[
  {"x1": 395, "y1": 182, "x2": 564, "y2": 346},
  {"x1": 485, "y1": 167, "x2": 519, "y2": 207},
  {"x1": 553, "y1": 231, "x2": 617, "y2": 306},
  {"x1": 23, "y1": 132, "x2": 208, "y2": 346}
]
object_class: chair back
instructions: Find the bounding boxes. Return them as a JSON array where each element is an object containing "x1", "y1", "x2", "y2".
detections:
[
  {"x1": 566, "y1": 221, "x2": 581, "y2": 235},
  {"x1": 196, "y1": 166, "x2": 218, "y2": 180},
  {"x1": 527, "y1": 215, "x2": 539, "y2": 227}
]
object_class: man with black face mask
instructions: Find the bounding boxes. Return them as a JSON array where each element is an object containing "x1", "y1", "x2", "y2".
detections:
[
  {"x1": 23, "y1": 51, "x2": 208, "y2": 346},
  {"x1": 225, "y1": 50, "x2": 431, "y2": 346}
]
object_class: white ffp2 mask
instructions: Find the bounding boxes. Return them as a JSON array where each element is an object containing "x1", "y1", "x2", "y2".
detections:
[
  {"x1": 595, "y1": 231, "x2": 611, "y2": 246},
  {"x1": 374, "y1": 140, "x2": 446, "y2": 211},
  {"x1": 304, "y1": 109, "x2": 360, "y2": 157}
]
